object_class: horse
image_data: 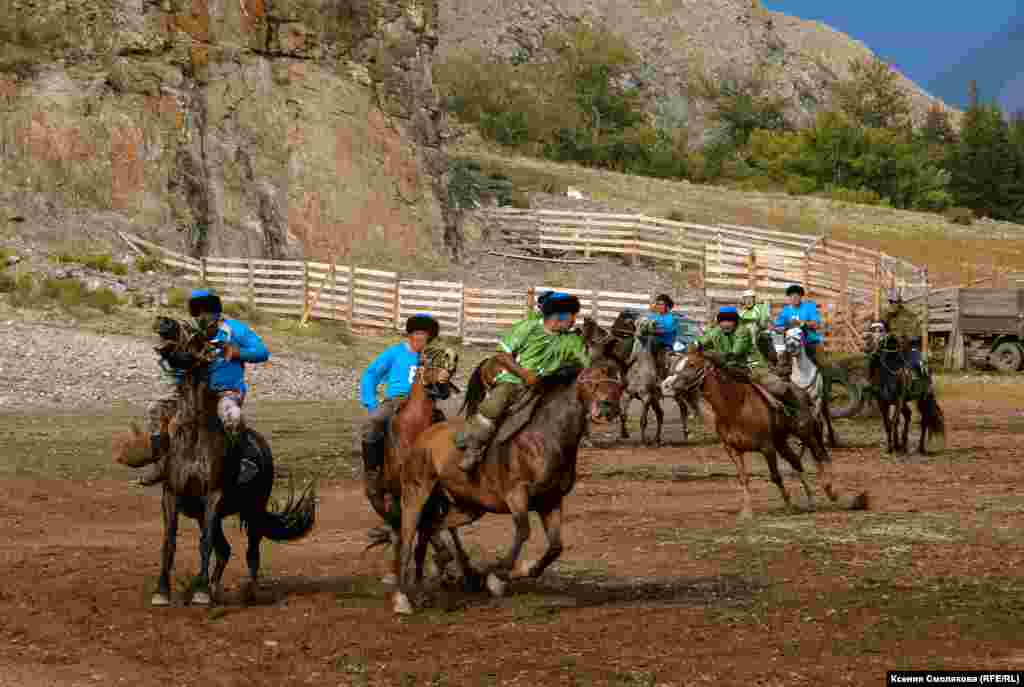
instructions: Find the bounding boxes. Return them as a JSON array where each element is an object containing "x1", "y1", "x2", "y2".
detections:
[
  {"x1": 581, "y1": 315, "x2": 701, "y2": 444},
  {"x1": 781, "y1": 327, "x2": 839, "y2": 450},
  {"x1": 662, "y1": 348, "x2": 869, "y2": 519},
  {"x1": 364, "y1": 346, "x2": 474, "y2": 586},
  {"x1": 865, "y1": 329, "x2": 946, "y2": 455},
  {"x1": 114, "y1": 318, "x2": 316, "y2": 606},
  {"x1": 391, "y1": 360, "x2": 624, "y2": 614},
  {"x1": 619, "y1": 320, "x2": 667, "y2": 445}
]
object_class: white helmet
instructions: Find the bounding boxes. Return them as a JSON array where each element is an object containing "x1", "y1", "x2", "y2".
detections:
[{"x1": 741, "y1": 289, "x2": 755, "y2": 299}]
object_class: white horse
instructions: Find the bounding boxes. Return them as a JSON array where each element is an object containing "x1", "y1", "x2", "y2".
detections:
[
  {"x1": 782, "y1": 327, "x2": 838, "y2": 449},
  {"x1": 662, "y1": 355, "x2": 715, "y2": 474}
]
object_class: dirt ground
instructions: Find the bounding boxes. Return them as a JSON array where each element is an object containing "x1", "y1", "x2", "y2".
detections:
[{"x1": 2, "y1": 380, "x2": 1024, "y2": 687}]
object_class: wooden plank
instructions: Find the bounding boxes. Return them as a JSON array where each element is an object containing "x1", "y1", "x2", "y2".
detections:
[
  {"x1": 353, "y1": 267, "x2": 398, "y2": 279},
  {"x1": 161, "y1": 257, "x2": 201, "y2": 272}
]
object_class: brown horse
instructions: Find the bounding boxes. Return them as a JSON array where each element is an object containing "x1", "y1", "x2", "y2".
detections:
[
  {"x1": 663, "y1": 347, "x2": 868, "y2": 520},
  {"x1": 366, "y1": 346, "x2": 474, "y2": 585},
  {"x1": 391, "y1": 360, "x2": 624, "y2": 614},
  {"x1": 116, "y1": 318, "x2": 316, "y2": 606}
]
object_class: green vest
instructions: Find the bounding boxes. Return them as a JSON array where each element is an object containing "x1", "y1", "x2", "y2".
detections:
[{"x1": 697, "y1": 325, "x2": 767, "y2": 368}]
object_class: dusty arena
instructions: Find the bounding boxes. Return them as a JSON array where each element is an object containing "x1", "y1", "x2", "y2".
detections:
[{"x1": 1, "y1": 324, "x2": 1023, "y2": 687}]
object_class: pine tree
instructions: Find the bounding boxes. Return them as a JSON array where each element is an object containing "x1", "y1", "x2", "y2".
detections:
[
  {"x1": 830, "y1": 57, "x2": 912, "y2": 132},
  {"x1": 920, "y1": 103, "x2": 957, "y2": 146},
  {"x1": 948, "y1": 101, "x2": 1024, "y2": 220}
]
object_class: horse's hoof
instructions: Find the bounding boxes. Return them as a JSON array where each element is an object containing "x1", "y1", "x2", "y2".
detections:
[
  {"x1": 381, "y1": 573, "x2": 399, "y2": 585},
  {"x1": 151, "y1": 593, "x2": 171, "y2": 607},
  {"x1": 850, "y1": 492, "x2": 870, "y2": 511},
  {"x1": 486, "y1": 572, "x2": 507, "y2": 597},
  {"x1": 191, "y1": 591, "x2": 211, "y2": 606},
  {"x1": 393, "y1": 591, "x2": 414, "y2": 615}
]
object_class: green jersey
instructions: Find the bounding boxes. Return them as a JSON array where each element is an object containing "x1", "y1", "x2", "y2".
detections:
[
  {"x1": 883, "y1": 304, "x2": 921, "y2": 342},
  {"x1": 697, "y1": 324, "x2": 768, "y2": 368},
  {"x1": 739, "y1": 303, "x2": 771, "y2": 329},
  {"x1": 496, "y1": 318, "x2": 592, "y2": 385}
]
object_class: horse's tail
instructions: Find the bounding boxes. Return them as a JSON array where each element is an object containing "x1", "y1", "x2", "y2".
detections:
[
  {"x1": 924, "y1": 395, "x2": 947, "y2": 449},
  {"x1": 245, "y1": 479, "x2": 317, "y2": 542},
  {"x1": 460, "y1": 361, "x2": 488, "y2": 417}
]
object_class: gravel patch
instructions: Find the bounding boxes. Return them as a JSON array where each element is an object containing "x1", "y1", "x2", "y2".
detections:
[{"x1": 0, "y1": 320, "x2": 360, "y2": 411}]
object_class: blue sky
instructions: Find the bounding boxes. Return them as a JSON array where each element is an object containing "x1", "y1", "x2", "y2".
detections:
[{"x1": 763, "y1": 1, "x2": 1023, "y2": 110}]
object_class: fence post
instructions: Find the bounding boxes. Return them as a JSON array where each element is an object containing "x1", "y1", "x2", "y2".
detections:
[
  {"x1": 839, "y1": 262, "x2": 850, "y2": 352},
  {"x1": 922, "y1": 267, "x2": 930, "y2": 357},
  {"x1": 583, "y1": 216, "x2": 591, "y2": 259},
  {"x1": 247, "y1": 258, "x2": 255, "y2": 309},
  {"x1": 457, "y1": 283, "x2": 466, "y2": 343},
  {"x1": 674, "y1": 224, "x2": 683, "y2": 272},
  {"x1": 199, "y1": 257, "x2": 207, "y2": 285},
  {"x1": 347, "y1": 265, "x2": 356, "y2": 324},
  {"x1": 873, "y1": 257, "x2": 882, "y2": 320},
  {"x1": 393, "y1": 276, "x2": 401, "y2": 332},
  {"x1": 302, "y1": 260, "x2": 310, "y2": 321},
  {"x1": 747, "y1": 249, "x2": 757, "y2": 292},
  {"x1": 526, "y1": 287, "x2": 535, "y2": 319}
]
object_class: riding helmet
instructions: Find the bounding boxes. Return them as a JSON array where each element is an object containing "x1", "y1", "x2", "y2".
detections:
[
  {"x1": 785, "y1": 284, "x2": 805, "y2": 297},
  {"x1": 188, "y1": 288, "x2": 223, "y2": 317},
  {"x1": 406, "y1": 313, "x2": 440, "y2": 341},
  {"x1": 541, "y1": 292, "x2": 581, "y2": 317},
  {"x1": 717, "y1": 306, "x2": 740, "y2": 323}
]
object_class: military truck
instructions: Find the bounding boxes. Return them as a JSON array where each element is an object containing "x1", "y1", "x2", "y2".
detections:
[{"x1": 926, "y1": 288, "x2": 1024, "y2": 372}]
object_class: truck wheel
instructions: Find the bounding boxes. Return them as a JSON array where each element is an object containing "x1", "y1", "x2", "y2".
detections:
[{"x1": 989, "y1": 342, "x2": 1023, "y2": 373}]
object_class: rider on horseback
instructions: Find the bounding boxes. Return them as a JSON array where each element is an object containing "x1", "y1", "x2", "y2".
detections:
[
  {"x1": 138, "y1": 289, "x2": 270, "y2": 487},
  {"x1": 643, "y1": 294, "x2": 678, "y2": 377},
  {"x1": 881, "y1": 288, "x2": 925, "y2": 377},
  {"x1": 360, "y1": 313, "x2": 441, "y2": 506},
  {"x1": 774, "y1": 284, "x2": 823, "y2": 364},
  {"x1": 695, "y1": 306, "x2": 810, "y2": 420},
  {"x1": 458, "y1": 292, "x2": 591, "y2": 472}
]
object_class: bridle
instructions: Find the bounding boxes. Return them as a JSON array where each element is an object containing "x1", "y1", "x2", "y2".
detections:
[{"x1": 577, "y1": 367, "x2": 625, "y2": 397}]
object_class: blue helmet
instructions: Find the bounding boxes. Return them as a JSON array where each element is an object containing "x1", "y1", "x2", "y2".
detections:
[
  {"x1": 717, "y1": 305, "x2": 739, "y2": 323},
  {"x1": 541, "y1": 292, "x2": 581, "y2": 317},
  {"x1": 188, "y1": 288, "x2": 222, "y2": 317}
]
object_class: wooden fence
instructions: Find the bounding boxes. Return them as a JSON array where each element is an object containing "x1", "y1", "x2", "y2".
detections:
[{"x1": 123, "y1": 209, "x2": 927, "y2": 352}]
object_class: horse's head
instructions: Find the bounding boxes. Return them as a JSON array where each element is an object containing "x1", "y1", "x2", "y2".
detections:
[
  {"x1": 864, "y1": 321, "x2": 887, "y2": 353},
  {"x1": 153, "y1": 316, "x2": 219, "y2": 377},
  {"x1": 661, "y1": 349, "x2": 706, "y2": 396},
  {"x1": 576, "y1": 362, "x2": 624, "y2": 424},
  {"x1": 784, "y1": 327, "x2": 806, "y2": 357},
  {"x1": 420, "y1": 345, "x2": 460, "y2": 400}
]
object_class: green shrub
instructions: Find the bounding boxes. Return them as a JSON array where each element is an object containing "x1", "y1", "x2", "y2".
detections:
[
  {"x1": 223, "y1": 299, "x2": 264, "y2": 324},
  {"x1": 818, "y1": 184, "x2": 883, "y2": 205},
  {"x1": 914, "y1": 189, "x2": 954, "y2": 212},
  {"x1": 84, "y1": 287, "x2": 121, "y2": 313},
  {"x1": 0, "y1": 271, "x2": 15, "y2": 293},
  {"x1": 7, "y1": 272, "x2": 38, "y2": 308},
  {"x1": 166, "y1": 287, "x2": 189, "y2": 309},
  {"x1": 135, "y1": 254, "x2": 166, "y2": 273},
  {"x1": 784, "y1": 175, "x2": 818, "y2": 196},
  {"x1": 479, "y1": 111, "x2": 530, "y2": 146},
  {"x1": 51, "y1": 251, "x2": 129, "y2": 275},
  {"x1": 944, "y1": 206, "x2": 974, "y2": 225}
]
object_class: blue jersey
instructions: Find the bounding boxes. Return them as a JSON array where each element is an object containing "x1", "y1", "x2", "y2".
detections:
[
  {"x1": 360, "y1": 342, "x2": 422, "y2": 410},
  {"x1": 645, "y1": 311, "x2": 678, "y2": 348},
  {"x1": 206, "y1": 318, "x2": 269, "y2": 393},
  {"x1": 774, "y1": 302, "x2": 823, "y2": 344}
]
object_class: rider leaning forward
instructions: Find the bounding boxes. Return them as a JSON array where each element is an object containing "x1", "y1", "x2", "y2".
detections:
[
  {"x1": 693, "y1": 305, "x2": 811, "y2": 421},
  {"x1": 458, "y1": 292, "x2": 591, "y2": 472}
]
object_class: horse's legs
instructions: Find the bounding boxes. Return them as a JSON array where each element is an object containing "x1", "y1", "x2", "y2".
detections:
[
  {"x1": 652, "y1": 395, "x2": 664, "y2": 447},
  {"x1": 761, "y1": 445, "x2": 794, "y2": 513},
  {"x1": 394, "y1": 476, "x2": 438, "y2": 615},
  {"x1": 899, "y1": 402, "x2": 912, "y2": 454},
  {"x1": 725, "y1": 445, "x2": 754, "y2": 520},
  {"x1": 675, "y1": 396, "x2": 689, "y2": 443},
  {"x1": 619, "y1": 395, "x2": 631, "y2": 439},
  {"x1": 522, "y1": 503, "x2": 564, "y2": 579},
  {"x1": 441, "y1": 528, "x2": 483, "y2": 591},
  {"x1": 639, "y1": 397, "x2": 650, "y2": 445},
  {"x1": 776, "y1": 439, "x2": 814, "y2": 510},
  {"x1": 244, "y1": 525, "x2": 262, "y2": 603},
  {"x1": 192, "y1": 492, "x2": 223, "y2": 605},
  {"x1": 879, "y1": 400, "x2": 895, "y2": 454},
  {"x1": 822, "y1": 399, "x2": 839, "y2": 448},
  {"x1": 210, "y1": 516, "x2": 232, "y2": 602},
  {"x1": 154, "y1": 488, "x2": 179, "y2": 606},
  {"x1": 917, "y1": 399, "x2": 929, "y2": 455},
  {"x1": 498, "y1": 485, "x2": 531, "y2": 574}
]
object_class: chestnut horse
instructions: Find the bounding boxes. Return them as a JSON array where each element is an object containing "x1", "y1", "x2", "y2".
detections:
[
  {"x1": 663, "y1": 348, "x2": 868, "y2": 519},
  {"x1": 392, "y1": 360, "x2": 624, "y2": 614}
]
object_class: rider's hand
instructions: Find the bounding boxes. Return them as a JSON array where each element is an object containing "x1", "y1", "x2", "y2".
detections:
[
  {"x1": 221, "y1": 343, "x2": 241, "y2": 361},
  {"x1": 521, "y1": 370, "x2": 540, "y2": 387}
]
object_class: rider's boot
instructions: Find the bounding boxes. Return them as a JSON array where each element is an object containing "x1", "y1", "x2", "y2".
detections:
[{"x1": 362, "y1": 435, "x2": 389, "y2": 513}]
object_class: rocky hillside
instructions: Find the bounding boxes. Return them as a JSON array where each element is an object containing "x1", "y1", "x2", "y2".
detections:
[
  {"x1": 436, "y1": 0, "x2": 961, "y2": 141},
  {"x1": 0, "y1": 0, "x2": 455, "y2": 267}
]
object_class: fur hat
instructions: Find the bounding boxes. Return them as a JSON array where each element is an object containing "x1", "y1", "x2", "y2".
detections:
[{"x1": 406, "y1": 313, "x2": 440, "y2": 340}]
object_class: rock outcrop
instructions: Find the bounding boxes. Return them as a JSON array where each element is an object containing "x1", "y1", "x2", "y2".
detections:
[{"x1": 0, "y1": 0, "x2": 454, "y2": 265}]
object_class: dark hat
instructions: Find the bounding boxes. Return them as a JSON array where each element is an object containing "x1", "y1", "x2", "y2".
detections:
[
  {"x1": 654, "y1": 293, "x2": 674, "y2": 309},
  {"x1": 541, "y1": 292, "x2": 581, "y2": 316},
  {"x1": 188, "y1": 288, "x2": 222, "y2": 316},
  {"x1": 786, "y1": 284, "x2": 805, "y2": 296},
  {"x1": 406, "y1": 313, "x2": 440, "y2": 340},
  {"x1": 717, "y1": 306, "x2": 740, "y2": 323}
]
